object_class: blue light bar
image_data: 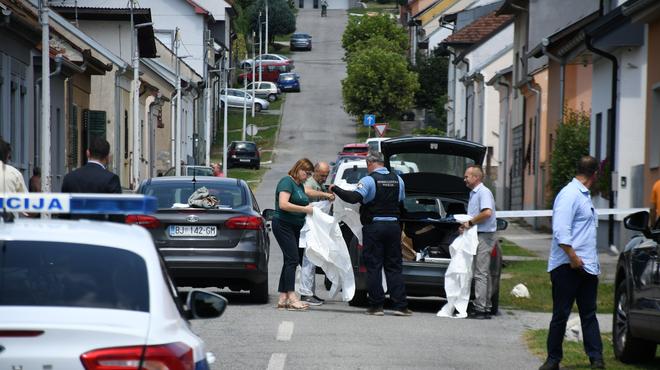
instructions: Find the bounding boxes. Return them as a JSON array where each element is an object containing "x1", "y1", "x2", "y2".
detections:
[{"x1": 0, "y1": 193, "x2": 157, "y2": 214}]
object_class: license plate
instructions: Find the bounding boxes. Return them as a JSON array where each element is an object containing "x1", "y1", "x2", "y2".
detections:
[
  {"x1": 169, "y1": 225, "x2": 217, "y2": 237},
  {"x1": 239, "y1": 159, "x2": 251, "y2": 162}
]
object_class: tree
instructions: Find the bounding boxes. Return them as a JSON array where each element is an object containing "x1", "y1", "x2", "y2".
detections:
[
  {"x1": 247, "y1": 0, "x2": 296, "y2": 45},
  {"x1": 342, "y1": 47, "x2": 419, "y2": 120},
  {"x1": 345, "y1": 35, "x2": 404, "y2": 63},
  {"x1": 549, "y1": 109, "x2": 591, "y2": 204},
  {"x1": 342, "y1": 15, "x2": 407, "y2": 57},
  {"x1": 414, "y1": 47, "x2": 449, "y2": 109}
]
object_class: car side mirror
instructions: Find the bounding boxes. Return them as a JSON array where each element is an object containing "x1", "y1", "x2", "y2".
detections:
[
  {"x1": 496, "y1": 218, "x2": 508, "y2": 231},
  {"x1": 185, "y1": 289, "x2": 228, "y2": 320},
  {"x1": 624, "y1": 211, "x2": 650, "y2": 236},
  {"x1": 262, "y1": 208, "x2": 275, "y2": 221}
]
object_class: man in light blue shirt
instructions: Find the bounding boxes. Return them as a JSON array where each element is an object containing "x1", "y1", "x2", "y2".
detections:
[
  {"x1": 540, "y1": 156, "x2": 604, "y2": 370},
  {"x1": 461, "y1": 165, "x2": 497, "y2": 319}
]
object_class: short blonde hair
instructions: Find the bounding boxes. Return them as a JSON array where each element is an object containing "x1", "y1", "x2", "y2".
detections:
[
  {"x1": 288, "y1": 158, "x2": 314, "y2": 180},
  {"x1": 467, "y1": 165, "x2": 484, "y2": 180}
]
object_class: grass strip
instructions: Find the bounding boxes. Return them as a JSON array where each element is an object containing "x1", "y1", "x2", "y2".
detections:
[{"x1": 525, "y1": 329, "x2": 660, "y2": 369}]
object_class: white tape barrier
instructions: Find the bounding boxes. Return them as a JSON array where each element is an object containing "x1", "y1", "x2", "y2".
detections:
[{"x1": 497, "y1": 208, "x2": 647, "y2": 218}]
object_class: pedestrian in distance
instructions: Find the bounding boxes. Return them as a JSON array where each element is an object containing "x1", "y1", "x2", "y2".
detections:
[
  {"x1": 321, "y1": 0, "x2": 328, "y2": 17},
  {"x1": 273, "y1": 158, "x2": 315, "y2": 311},
  {"x1": 212, "y1": 162, "x2": 225, "y2": 177},
  {"x1": 650, "y1": 178, "x2": 660, "y2": 228},
  {"x1": 62, "y1": 136, "x2": 121, "y2": 194},
  {"x1": 300, "y1": 161, "x2": 335, "y2": 306},
  {"x1": 0, "y1": 137, "x2": 27, "y2": 194},
  {"x1": 329, "y1": 151, "x2": 412, "y2": 316},
  {"x1": 29, "y1": 167, "x2": 41, "y2": 192},
  {"x1": 460, "y1": 165, "x2": 497, "y2": 320},
  {"x1": 539, "y1": 156, "x2": 604, "y2": 370}
]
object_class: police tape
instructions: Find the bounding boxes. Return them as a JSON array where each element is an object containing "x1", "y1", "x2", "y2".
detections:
[{"x1": 496, "y1": 208, "x2": 648, "y2": 218}]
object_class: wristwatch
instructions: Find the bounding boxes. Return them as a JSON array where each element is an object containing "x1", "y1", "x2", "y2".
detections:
[{"x1": 468, "y1": 220, "x2": 474, "y2": 227}]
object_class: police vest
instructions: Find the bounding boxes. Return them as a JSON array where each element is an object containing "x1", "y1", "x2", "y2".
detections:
[{"x1": 360, "y1": 171, "x2": 401, "y2": 225}]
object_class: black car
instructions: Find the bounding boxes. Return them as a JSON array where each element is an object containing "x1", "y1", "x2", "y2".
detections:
[
  {"x1": 612, "y1": 211, "x2": 660, "y2": 363},
  {"x1": 227, "y1": 141, "x2": 261, "y2": 169},
  {"x1": 290, "y1": 32, "x2": 312, "y2": 51},
  {"x1": 132, "y1": 176, "x2": 270, "y2": 303},
  {"x1": 340, "y1": 136, "x2": 506, "y2": 313}
]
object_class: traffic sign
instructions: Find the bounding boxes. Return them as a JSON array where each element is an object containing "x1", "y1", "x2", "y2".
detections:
[
  {"x1": 363, "y1": 114, "x2": 376, "y2": 127},
  {"x1": 374, "y1": 123, "x2": 388, "y2": 137},
  {"x1": 246, "y1": 124, "x2": 259, "y2": 136}
]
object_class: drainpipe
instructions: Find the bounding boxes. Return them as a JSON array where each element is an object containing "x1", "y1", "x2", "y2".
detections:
[
  {"x1": 115, "y1": 66, "x2": 127, "y2": 179},
  {"x1": 585, "y1": 33, "x2": 618, "y2": 250},
  {"x1": 170, "y1": 89, "x2": 177, "y2": 170},
  {"x1": 496, "y1": 77, "x2": 512, "y2": 209},
  {"x1": 541, "y1": 42, "x2": 565, "y2": 120},
  {"x1": 527, "y1": 80, "x2": 541, "y2": 228}
]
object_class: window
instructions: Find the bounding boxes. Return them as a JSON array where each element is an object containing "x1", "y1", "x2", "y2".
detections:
[
  {"x1": 141, "y1": 181, "x2": 247, "y2": 209},
  {"x1": 0, "y1": 241, "x2": 149, "y2": 312}
]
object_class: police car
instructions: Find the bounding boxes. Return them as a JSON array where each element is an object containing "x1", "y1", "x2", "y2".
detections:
[{"x1": 0, "y1": 193, "x2": 226, "y2": 369}]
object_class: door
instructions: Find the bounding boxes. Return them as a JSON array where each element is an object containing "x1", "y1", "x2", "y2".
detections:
[{"x1": 629, "y1": 240, "x2": 660, "y2": 338}]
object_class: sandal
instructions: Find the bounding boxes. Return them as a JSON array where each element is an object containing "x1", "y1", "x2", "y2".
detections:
[
  {"x1": 276, "y1": 300, "x2": 288, "y2": 309},
  {"x1": 287, "y1": 300, "x2": 309, "y2": 311}
]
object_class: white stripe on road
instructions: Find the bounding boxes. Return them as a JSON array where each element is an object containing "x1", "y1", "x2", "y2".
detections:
[
  {"x1": 267, "y1": 353, "x2": 287, "y2": 370},
  {"x1": 276, "y1": 321, "x2": 294, "y2": 341}
]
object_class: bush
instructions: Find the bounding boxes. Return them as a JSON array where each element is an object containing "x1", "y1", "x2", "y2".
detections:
[
  {"x1": 549, "y1": 109, "x2": 591, "y2": 204},
  {"x1": 342, "y1": 14, "x2": 407, "y2": 57}
]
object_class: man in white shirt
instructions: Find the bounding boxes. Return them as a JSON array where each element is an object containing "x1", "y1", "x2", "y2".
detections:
[
  {"x1": 460, "y1": 165, "x2": 497, "y2": 319},
  {"x1": 0, "y1": 138, "x2": 27, "y2": 194}
]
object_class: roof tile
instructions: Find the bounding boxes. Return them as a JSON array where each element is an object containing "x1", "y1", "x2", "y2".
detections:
[{"x1": 443, "y1": 11, "x2": 513, "y2": 44}]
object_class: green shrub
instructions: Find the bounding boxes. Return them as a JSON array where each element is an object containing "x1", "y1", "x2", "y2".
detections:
[{"x1": 549, "y1": 109, "x2": 590, "y2": 205}]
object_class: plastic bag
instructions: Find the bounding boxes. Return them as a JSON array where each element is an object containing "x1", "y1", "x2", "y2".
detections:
[{"x1": 187, "y1": 187, "x2": 218, "y2": 209}]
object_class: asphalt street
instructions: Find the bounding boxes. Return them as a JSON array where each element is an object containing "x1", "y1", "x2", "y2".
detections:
[{"x1": 192, "y1": 9, "x2": 547, "y2": 370}]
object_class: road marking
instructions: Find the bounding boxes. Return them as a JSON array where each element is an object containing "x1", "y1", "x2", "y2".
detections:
[
  {"x1": 276, "y1": 321, "x2": 294, "y2": 341},
  {"x1": 267, "y1": 353, "x2": 287, "y2": 370}
]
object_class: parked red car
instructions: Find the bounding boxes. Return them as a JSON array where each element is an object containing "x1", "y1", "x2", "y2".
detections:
[
  {"x1": 238, "y1": 62, "x2": 292, "y2": 84},
  {"x1": 338, "y1": 143, "x2": 369, "y2": 156}
]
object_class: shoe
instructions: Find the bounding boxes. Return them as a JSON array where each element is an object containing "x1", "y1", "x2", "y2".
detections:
[
  {"x1": 301, "y1": 295, "x2": 323, "y2": 306},
  {"x1": 276, "y1": 300, "x2": 288, "y2": 309},
  {"x1": 590, "y1": 357, "x2": 605, "y2": 369},
  {"x1": 365, "y1": 306, "x2": 384, "y2": 316},
  {"x1": 468, "y1": 311, "x2": 491, "y2": 320},
  {"x1": 286, "y1": 300, "x2": 309, "y2": 311},
  {"x1": 538, "y1": 358, "x2": 559, "y2": 370},
  {"x1": 312, "y1": 295, "x2": 325, "y2": 303},
  {"x1": 393, "y1": 308, "x2": 413, "y2": 317}
]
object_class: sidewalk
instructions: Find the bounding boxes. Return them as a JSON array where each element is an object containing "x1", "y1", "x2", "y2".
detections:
[{"x1": 499, "y1": 221, "x2": 619, "y2": 283}]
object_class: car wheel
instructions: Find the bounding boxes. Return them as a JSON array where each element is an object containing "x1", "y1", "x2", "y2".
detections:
[
  {"x1": 348, "y1": 289, "x2": 368, "y2": 307},
  {"x1": 613, "y1": 280, "x2": 657, "y2": 362},
  {"x1": 250, "y1": 277, "x2": 269, "y2": 304},
  {"x1": 255, "y1": 103, "x2": 262, "y2": 112},
  {"x1": 268, "y1": 93, "x2": 277, "y2": 102}
]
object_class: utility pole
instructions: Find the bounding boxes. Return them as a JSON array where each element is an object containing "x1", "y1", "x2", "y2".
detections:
[
  {"x1": 242, "y1": 51, "x2": 248, "y2": 141},
  {"x1": 222, "y1": 55, "x2": 229, "y2": 176},
  {"x1": 258, "y1": 11, "x2": 263, "y2": 84},
  {"x1": 130, "y1": 0, "x2": 140, "y2": 190},
  {"x1": 39, "y1": 0, "x2": 51, "y2": 193},
  {"x1": 204, "y1": 29, "x2": 212, "y2": 166},
  {"x1": 174, "y1": 28, "x2": 182, "y2": 177},
  {"x1": 251, "y1": 31, "x2": 256, "y2": 117},
  {"x1": 265, "y1": 0, "x2": 269, "y2": 55}
]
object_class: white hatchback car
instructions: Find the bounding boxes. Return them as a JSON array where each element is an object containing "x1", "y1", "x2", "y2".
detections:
[
  {"x1": 220, "y1": 88, "x2": 269, "y2": 112},
  {"x1": 0, "y1": 194, "x2": 226, "y2": 369}
]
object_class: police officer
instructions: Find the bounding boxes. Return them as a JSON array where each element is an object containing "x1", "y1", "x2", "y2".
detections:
[{"x1": 329, "y1": 151, "x2": 411, "y2": 316}]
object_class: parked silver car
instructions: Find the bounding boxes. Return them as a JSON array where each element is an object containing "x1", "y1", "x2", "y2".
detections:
[
  {"x1": 220, "y1": 88, "x2": 269, "y2": 112},
  {"x1": 246, "y1": 81, "x2": 280, "y2": 102}
]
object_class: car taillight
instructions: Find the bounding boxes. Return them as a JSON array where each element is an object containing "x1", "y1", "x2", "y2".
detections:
[
  {"x1": 125, "y1": 214, "x2": 161, "y2": 229},
  {"x1": 225, "y1": 216, "x2": 263, "y2": 230},
  {"x1": 80, "y1": 342, "x2": 193, "y2": 370}
]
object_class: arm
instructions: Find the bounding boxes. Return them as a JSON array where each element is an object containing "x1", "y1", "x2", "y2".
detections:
[
  {"x1": 329, "y1": 184, "x2": 363, "y2": 204},
  {"x1": 279, "y1": 191, "x2": 313, "y2": 215},
  {"x1": 304, "y1": 185, "x2": 335, "y2": 201},
  {"x1": 462, "y1": 208, "x2": 493, "y2": 230}
]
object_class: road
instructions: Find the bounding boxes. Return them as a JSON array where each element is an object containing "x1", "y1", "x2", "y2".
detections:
[{"x1": 193, "y1": 9, "x2": 544, "y2": 370}]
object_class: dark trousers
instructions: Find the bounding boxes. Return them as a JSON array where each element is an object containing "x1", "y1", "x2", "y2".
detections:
[
  {"x1": 362, "y1": 222, "x2": 407, "y2": 309},
  {"x1": 547, "y1": 264, "x2": 603, "y2": 361},
  {"x1": 272, "y1": 218, "x2": 302, "y2": 293}
]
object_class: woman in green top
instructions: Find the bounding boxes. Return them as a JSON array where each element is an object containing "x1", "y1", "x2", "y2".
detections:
[{"x1": 272, "y1": 158, "x2": 319, "y2": 311}]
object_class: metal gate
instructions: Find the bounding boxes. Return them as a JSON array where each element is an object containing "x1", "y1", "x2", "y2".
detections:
[{"x1": 510, "y1": 125, "x2": 524, "y2": 210}]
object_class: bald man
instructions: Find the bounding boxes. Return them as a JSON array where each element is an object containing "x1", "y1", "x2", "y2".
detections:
[{"x1": 299, "y1": 161, "x2": 335, "y2": 306}]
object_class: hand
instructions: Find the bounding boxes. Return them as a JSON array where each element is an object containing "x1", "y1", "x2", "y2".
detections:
[
  {"x1": 326, "y1": 193, "x2": 335, "y2": 201},
  {"x1": 304, "y1": 205, "x2": 314, "y2": 215},
  {"x1": 569, "y1": 254, "x2": 584, "y2": 270}
]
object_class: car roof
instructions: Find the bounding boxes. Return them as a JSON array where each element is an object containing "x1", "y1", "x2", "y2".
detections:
[
  {"x1": 0, "y1": 219, "x2": 153, "y2": 253},
  {"x1": 231, "y1": 140, "x2": 257, "y2": 144}
]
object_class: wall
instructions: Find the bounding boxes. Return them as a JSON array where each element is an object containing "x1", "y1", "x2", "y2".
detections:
[
  {"x1": 645, "y1": 20, "x2": 660, "y2": 200},
  {"x1": 528, "y1": 0, "x2": 599, "y2": 51}
]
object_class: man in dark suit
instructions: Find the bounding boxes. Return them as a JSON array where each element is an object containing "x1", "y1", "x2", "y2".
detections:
[{"x1": 62, "y1": 137, "x2": 121, "y2": 194}]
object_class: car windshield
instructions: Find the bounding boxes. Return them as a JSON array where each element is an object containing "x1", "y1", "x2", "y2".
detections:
[
  {"x1": 235, "y1": 142, "x2": 257, "y2": 151},
  {"x1": 341, "y1": 166, "x2": 368, "y2": 184},
  {"x1": 280, "y1": 75, "x2": 295, "y2": 81},
  {"x1": 388, "y1": 153, "x2": 473, "y2": 177},
  {"x1": 292, "y1": 34, "x2": 309, "y2": 39},
  {"x1": 186, "y1": 167, "x2": 213, "y2": 176},
  {"x1": 0, "y1": 241, "x2": 149, "y2": 312},
  {"x1": 141, "y1": 182, "x2": 246, "y2": 209}
]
